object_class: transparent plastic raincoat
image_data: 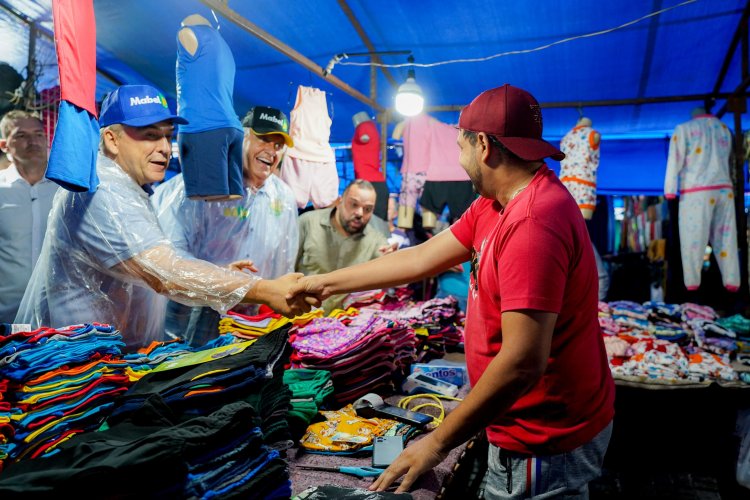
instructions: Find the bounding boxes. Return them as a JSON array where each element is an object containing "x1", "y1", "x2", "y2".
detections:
[
  {"x1": 15, "y1": 154, "x2": 259, "y2": 348},
  {"x1": 150, "y1": 172, "x2": 298, "y2": 343},
  {"x1": 152, "y1": 172, "x2": 298, "y2": 278}
]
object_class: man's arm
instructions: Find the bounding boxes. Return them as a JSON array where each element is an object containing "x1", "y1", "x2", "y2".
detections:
[
  {"x1": 370, "y1": 309, "x2": 556, "y2": 493},
  {"x1": 114, "y1": 244, "x2": 313, "y2": 317},
  {"x1": 288, "y1": 229, "x2": 470, "y2": 300}
]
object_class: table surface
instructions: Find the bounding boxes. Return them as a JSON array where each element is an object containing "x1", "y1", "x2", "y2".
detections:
[{"x1": 289, "y1": 387, "x2": 470, "y2": 499}]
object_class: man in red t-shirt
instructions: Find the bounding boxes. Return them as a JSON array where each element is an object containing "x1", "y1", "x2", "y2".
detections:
[{"x1": 289, "y1": 84, "x2": 615, "y2": 498}]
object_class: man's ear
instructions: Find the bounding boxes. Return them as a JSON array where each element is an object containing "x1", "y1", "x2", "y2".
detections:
[
  {"x1": 101, "y1": 128, "x2": 119, "y2": 157},
  {"x1": 477, "y1": 132, "x2": 492, "y2": 162}
]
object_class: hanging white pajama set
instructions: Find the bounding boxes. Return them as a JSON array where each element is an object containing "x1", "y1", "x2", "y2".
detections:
[
  {"x1": 280, "y1": 86, "x2": 339, "y2": 209},
  {"x1": 664, "y1": 114, "x2": 739, "y2": 292},
  {"x1": 559, "y1": 124, "x2": 601, "y2": 214}
]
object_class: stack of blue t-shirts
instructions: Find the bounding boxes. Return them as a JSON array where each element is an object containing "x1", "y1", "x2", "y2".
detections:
[
  {"x1": 609, "y1": 300, "x2": 650, "y2": 332},
  {"x1": 0, "y1": 323, "x2": 138, "y2": 470},
  {"x1": 0, "y1": 327, "x2": 294, "y2": 498}
]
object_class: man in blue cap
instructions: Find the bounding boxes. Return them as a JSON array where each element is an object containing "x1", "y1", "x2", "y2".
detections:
[{"x1": 16, "y1": 85, "x2": 315, "y2": 350}]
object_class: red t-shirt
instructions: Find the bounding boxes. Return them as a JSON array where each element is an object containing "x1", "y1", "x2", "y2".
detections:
[
  {"x1": 450, "y1": 165, "x2": 614, "y2": 455},
  {"x1": 352, "y1": 121, "x2": 384, "y2": 182}
]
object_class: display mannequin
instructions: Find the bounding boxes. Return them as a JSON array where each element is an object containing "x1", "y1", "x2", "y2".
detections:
[
  {"x1": 559, "y1": 117, "x2": 608, "y2": 296},
  {"x1": 392, "y1": 121, "x2": 417, "y2": 229},
  {"x1": 176, "y1": 13, "x2": 244, "y2": 201},
  {"x1": 559, "y1": 116, "x2": 600, "y2": 220},
  {"x1": 396, "y1": 114, "x2": 472, "y2": 230},
  {"x1": 351, "y1": 111, "x2": 388, "y2": 220},
  {"x1": 665, "y1": 108, "x2": 739, "y2": 291}
]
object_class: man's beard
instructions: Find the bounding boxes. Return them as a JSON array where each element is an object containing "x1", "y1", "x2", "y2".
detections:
[{"x1": 340, "y1": 214, "x2": 365, "y2": 235}]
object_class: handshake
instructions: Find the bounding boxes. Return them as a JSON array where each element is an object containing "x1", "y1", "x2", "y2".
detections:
[{"x1": 253, "y1": 272, "x2": 330, "y2": 318}]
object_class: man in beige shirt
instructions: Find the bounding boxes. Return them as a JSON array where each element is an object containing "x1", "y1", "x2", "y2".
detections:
[{"x1": 296, "y1": 179, "x2": 395, "y2": 311}]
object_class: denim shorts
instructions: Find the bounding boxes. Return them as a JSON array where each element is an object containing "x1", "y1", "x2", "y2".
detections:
[{"x1": 178, "y1": 127, "x2": 244, "y2": 199}]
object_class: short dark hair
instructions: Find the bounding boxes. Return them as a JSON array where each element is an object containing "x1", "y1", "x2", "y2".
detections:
[
  {"x1": 461, "y1": 129, "x2": 522, "y2": 163},
  {"x1": 1, "y1": 110, "x2": 41, "y2": 139}
]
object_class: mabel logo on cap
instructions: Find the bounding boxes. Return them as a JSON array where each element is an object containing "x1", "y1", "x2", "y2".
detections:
[
  {"x1": 259, "y1": 112, "x2": 288, "y2": 131},
  {"x1": 129, "y1": 94, "x2": 169, "y2": 108}
]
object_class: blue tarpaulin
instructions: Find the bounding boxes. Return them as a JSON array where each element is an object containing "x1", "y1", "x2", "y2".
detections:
[{"x1": 1, "y1": 0, "x2": 747, "y2": 194}]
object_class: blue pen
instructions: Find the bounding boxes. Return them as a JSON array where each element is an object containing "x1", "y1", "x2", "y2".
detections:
[{"x1": 297, "y1": 465, "x2": 383, "y2": 478}]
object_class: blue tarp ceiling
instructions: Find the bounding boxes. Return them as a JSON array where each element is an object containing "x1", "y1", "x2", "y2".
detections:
[{"x1": 0, "y1": 0, "x2": 748, "y2": 195}]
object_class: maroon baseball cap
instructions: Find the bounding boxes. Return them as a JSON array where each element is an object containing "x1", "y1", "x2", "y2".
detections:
[{"x1": 458, "y1": 84, "x2": 564, "y2": 162}]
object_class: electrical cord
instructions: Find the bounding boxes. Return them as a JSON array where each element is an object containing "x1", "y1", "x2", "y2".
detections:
[
  {"x1": 398, "y1": 393, "x2": 463, "y2": 429},
  {"x1": 337, "y1": 0, "x2": 699, "y2": 69}
]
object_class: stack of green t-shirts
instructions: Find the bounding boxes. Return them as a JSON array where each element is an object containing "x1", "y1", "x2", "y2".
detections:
[{"x1": 283, "y1": 368, "x2": 334, "y2": 440}]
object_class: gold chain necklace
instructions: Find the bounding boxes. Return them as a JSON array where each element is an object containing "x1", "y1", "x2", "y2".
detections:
[{"x1": 509, "y1": 185, "x2": 527, "y2": 202}]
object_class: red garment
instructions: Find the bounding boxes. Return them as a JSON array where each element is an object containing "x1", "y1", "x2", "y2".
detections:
[
  {"x1": 450, "y1": 165, "x2": 614, "y2": 455},
  {"x1": 52, "y1": 0, "x2": 97, "y2": 116},
  {"x1": 28, "y1": 429, "x2": 82, "y2": 460},
  {"x1": 39, "y1": 86, "x2": 61, "y2": 146},
  {"x1": 352, "y1": 120, "x2": 383, "y2": 181}
]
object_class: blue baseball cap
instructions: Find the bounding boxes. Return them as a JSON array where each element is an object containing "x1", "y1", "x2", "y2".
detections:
[{"x1": 99, "y1": 84, "x2": 188, "y2": 127}]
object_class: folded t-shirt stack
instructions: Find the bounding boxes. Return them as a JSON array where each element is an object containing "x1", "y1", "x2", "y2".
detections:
[
  {"x1": 290, "y1": 313, "x2": 417, "y2": 405},
  {"x1": 218, "y1": 307, "x2": 324, "y2": 339},
  {"x1": 0, "y1": 323, "x2": 144, "y2": 471},
  {"x1": 283, "y1": 368, "x2": 334, "y2": 440},
  {"x1": 353, "y1": 295, "x2": 465, "y2": 362},
  {"x1": 0, "y1": 327, "x2": 295, "y2": 498}
]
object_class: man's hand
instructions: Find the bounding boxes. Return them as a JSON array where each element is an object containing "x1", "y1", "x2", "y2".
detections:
[
  {"x1": 369, "y1": 434, "x2": 448, "y2": 493},
  {"x1": 227, "y1": 259, "x2": 258, "y2": 273},
  {"x1": 254, "y1": 273, "x2": 321, "y2": 317},
  {"x1": 285, "y1": 274, "x2": 331, "y2": 304},
  {"x1": 377, "y1": 242, "x2": 399, "y2": 255}
]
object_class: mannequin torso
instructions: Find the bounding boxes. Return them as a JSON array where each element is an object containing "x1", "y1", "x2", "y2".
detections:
[
  {"x1": 178, "y1": 14, "x2": 212, "y2": 56},
  {"x1": 559, "y1": 117, "x2": 601, "y2": 219}
]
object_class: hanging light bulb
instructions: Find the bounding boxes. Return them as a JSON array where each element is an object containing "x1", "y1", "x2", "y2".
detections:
[{"x1": 395, "y1": 56, "x2": 424, "y2": 116}]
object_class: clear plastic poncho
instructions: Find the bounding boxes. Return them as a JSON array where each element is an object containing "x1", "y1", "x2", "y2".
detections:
[
  {"x1": 151, "y1": 172, "x2": 298, "y2": 279},
  {"x1": 15, "y1": 154, "x2": 259, "y2": 349},
  {"x1": 150, "y1": 172, "x2": 299, "y2": 343}
]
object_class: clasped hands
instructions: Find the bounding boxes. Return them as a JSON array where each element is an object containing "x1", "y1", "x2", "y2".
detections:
[{"x1": 258, "y1": 272, "x2": 329, "y2": 318}]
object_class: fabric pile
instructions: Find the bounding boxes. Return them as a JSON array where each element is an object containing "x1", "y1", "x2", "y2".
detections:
[
  {"x1": 290, "y1": 312, "x2": 417, "y2": 405},
  {"x1": 350, "y1": 294, "x2": 465, "y2": 362},
  {"x1": 218, "y1": 307, "x2": 324, "y2": 340},
  {"x1": 298, "y1": 404, "x2": 420, "y2": 457},
  {"x1": 0, "y1": 327, "x2": 294, "y2": 498},
  {"x1": 283, "y1": 368, "x2": 334, "y2": 440},
  {"x1": 0, "y1": 323, "x2": 142, "y2": 472},
  {"x1": 598, "y1": 301, "x2": 747, "y2": 384}
]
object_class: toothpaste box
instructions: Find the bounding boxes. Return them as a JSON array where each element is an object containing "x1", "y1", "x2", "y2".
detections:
[{"x1": 410, "y1": 364, "x2": 467, "y2": 387}]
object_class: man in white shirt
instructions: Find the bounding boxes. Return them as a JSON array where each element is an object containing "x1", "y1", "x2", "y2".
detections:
[{"x1": 0, "y1": 111, "x2": 58, "y2": 323}]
